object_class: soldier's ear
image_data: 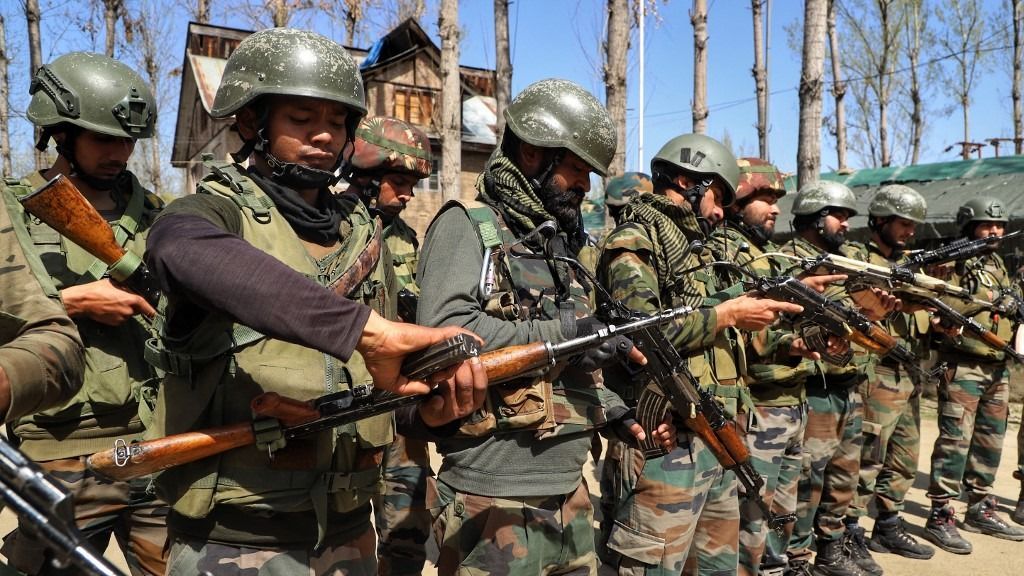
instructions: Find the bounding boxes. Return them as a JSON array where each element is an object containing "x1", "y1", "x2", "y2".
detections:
[{"x1": 236, "y1": 106, "x2": 259, "y2": 141}]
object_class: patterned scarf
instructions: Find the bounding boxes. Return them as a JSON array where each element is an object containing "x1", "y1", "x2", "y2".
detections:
[{"x1": 618, "y1": 192, "x2": 704, "y2": 307}]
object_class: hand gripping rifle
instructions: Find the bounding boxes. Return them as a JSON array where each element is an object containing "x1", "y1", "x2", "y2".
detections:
[
  {"x1": 922, "y1": 296, "x2": 1024, "y2": 364},
  {"x1": 86, "y1": 306, "x2": 697, "y2": 482},
  {"x1": 903, "y1": 230, "x2": 1021, "y2": 271},
  {"x1": 0, "y1": 437, "x2": 125, "y2": 576},
  {"x1": 18, "y1": 174, "x2": 161, "y2": 308}
]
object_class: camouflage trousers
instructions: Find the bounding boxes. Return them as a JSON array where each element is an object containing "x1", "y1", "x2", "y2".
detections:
[
  {"x1": 737, "y1": 404, "x2": 805, "y2": 576},
  {"x1": 165, "y1": 515, "x2": 376, "y2": 576},
  {"x1": 848, "y1": 365, "x2": 920, "y2": 518},
  {"x1": 783, "y1": 385, "x2": 864, "y2": 563},
  {"x1": 428, "y1": 477, "x2": 597, "y2": 576},
  {"x1": 927, "y1": 360, "x2": 1010, "y2": 502},
  {"x1": 0, "y1": 455, "x2": 168, "y2": 576},
  {"x1": 372, "y1": 433, "x2": 432, "y2": 576},
  {"x1": 601, "y1": 431, "x2": 739, "y2": 576}
]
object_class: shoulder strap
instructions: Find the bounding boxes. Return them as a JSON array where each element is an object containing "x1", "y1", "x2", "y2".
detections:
[
  {"x1": 199, "y1": 160, "x2": 275, "y2": 223},
  {"x1": 430, "y1": 198, "x2": 504, "y2": 252}
]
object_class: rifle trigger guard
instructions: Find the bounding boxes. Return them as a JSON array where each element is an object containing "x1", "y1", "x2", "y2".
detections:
[{"x1": 252, "y1": 417, "x2": 287, "y2": 459}]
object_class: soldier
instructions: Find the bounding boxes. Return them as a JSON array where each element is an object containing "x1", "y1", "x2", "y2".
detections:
[
  {"x1": 0, "y1": 52, "x2": 169, "y2": 576},
  {"x1": 345, "y1": 115, "x2": 434, "y2": 575},
  {"x1": 923, "y1": 196, "x2": 1024, "y2": 553},
  {"x1": 844, "y1": 185, "x2": 935, "y2": 561},
  {"x1": 598, "y1": 137, "x2": 803, "y2": 576},
  {"x1": 0, "y1": 189, "x2": 85, "y2": 424},
  {"x1": 778, "y1": 182, "x2": 884, "y2": 576},
  {"x1": 605, "y1": 171, "x2": 653, "y2": 226},
  {"x1": 412, "y1": 78, "x2": 676, "y2": 576},
  {"x1": 712, "y1": 158, "x2": 844, "y2": 576},
  {"x1": 140, "y1": 28, "x2": 486, "y2": 575}
]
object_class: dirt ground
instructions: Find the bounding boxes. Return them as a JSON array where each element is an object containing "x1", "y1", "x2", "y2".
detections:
[{"x1": 3, "y1": 398, "x2": 1022, "y2": 576}]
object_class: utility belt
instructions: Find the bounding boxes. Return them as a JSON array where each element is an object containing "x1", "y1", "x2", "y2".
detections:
[
  {"x1": 168, "y1": 502, "x2": 373, "y2": 549},
  {"x1": 815, "y1": 371, "x2": 863, "y2": 391}
]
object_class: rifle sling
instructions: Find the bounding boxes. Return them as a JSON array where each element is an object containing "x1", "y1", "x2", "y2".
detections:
[{"x1": 329, "y1": 218, "x2": 383, "y2": 298}]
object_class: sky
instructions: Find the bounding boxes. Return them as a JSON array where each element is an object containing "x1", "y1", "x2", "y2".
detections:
[{"x1": 1, "y1": 0, "x2": 1017, "y2": 182}]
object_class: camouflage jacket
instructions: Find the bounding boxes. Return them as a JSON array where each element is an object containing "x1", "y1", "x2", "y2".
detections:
[
  {"x1": 5, "y1": 171, "x2": 161, "y2": 460},
  {"x1": 0, "y1": 187, "x2": 84, "y2": 423},
  {"x1": 854, "y1": 240, "x2": 930, "y2": 362},
  {"x1": 712, "y1": 225, "x2": 813, "y2": 406},
  {"x1": 936, "y1": 250, "x2": 1019, "y2": 362},
  {"x1": 383, "y1": 214, "x2": 419, "y2": 294}
]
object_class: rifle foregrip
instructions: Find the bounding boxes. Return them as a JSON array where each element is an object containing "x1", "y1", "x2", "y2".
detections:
[
  {"x1": 684, "y1": 415, "x2": 739, "y2": 468},
  {"x1": 848, "y1": 329, "x2": 891, "y2": 355},
  {"x1": 87, "y1": 424, "x2": 255, "y2": 482},
  {"x1": 480, "y1": 342, "x2": 551, "y2": 384},
  {"x1": 251, "y1": 393, "x2": 320, "y2": 427}
]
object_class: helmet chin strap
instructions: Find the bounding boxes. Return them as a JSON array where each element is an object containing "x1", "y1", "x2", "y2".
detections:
[
  {"x1": 255, "y1": 127, "x2": 342, "y2": 189},
  {"x1": 54, "y1": 129, "x2": 125, "y2": 191},
  {"x1": 682, "y1": 178, "x2": 714, "y2": 237},
  {"x1": 729, "y1": 211, "x2": 771, "y2": 247}
]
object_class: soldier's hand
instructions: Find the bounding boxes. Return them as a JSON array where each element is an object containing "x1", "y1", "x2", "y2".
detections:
[
  {"x1": 930, "y1": 315, "x2": 962, "y2": 338},
  {"x1": 716, "y1": 294, "x2": 803, "y2": 332},
  {"x1": 357, "y1": 311, "x2": 486, "y2": 396},
  {"x1": 0, "y1": 366, "x2": 10, "y2": 423},
  {"x1": 418, "y1": 356, "x2": 488, "y2": 427},
  {"x1": 621, "y1": 413, "x2": 677, "y2": 451},
  {"x1": 850, "y1": 287, "x2": 902, "y2": 321},
  {"x1": 60, "y1": 279, "x2": 156, "y2": 325},
  {"x1": 790, "y1": 334, "x2": 849, "y2": 360},
  {"x1": 798, "y1": 273, "x2": 848, "y2": 293}
]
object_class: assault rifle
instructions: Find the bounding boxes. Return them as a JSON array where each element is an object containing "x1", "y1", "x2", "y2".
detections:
[
  {"x1": 923, "y1": 297, "x2": 1024, "y2": 364},
  {"x1": 904, "y1": 230, "x2": 1021, "y2": 271},
  {"x1": 18, "y1": 174, "x2": 161, "y2": 308},
  {"x1": 0, "y1": 438, "x2": 125, "y2": 576},
  {"x1": 86, "y1": 305, "x2": 697, "y2": 482}
]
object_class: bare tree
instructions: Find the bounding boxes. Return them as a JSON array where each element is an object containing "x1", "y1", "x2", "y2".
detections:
[
  {"x1": 100, "y1": 0, "x2": 128, "y2": 57},
  {"x1": 124, "y1": 0, "x2": 167, "y2": 194},
  {"x1": 691, "y1": 0, "x2": 708, "y2": 133},
  {"x1": 605, "y1": 0, "x2": 629, "y2": 178},
  {"x1": 0, "y1": 14, "x2": 11, "y2": 175},
  {"x1": 752, "y1": 0, "x2": 768, "y2": 159},
  {"x1": 494, "y1": 0, "x2": 511, "y2": 137},
  {"x1": 935, "y1": 0, "x2": 988, "y2": 159},
  {"x1": 904, "y1": 0, "x2": 927, "y2": 164},
  {"x1": 439, "y1": 0, "x2": 461, "y2": 201},
  {"x1": 826, "y1": 0, "x2": 847, "y2": 171},
  {"x1": 192, "y1": 0, "x2": 212, "y2": 23},
  {"x1": 798, "y1": 0, "x2": 828, "y2": 189},
  {"x1": 1013, "y1": 0, "x2": 1023, "y2": 154},
  {"x1": 25, "y1": 0, "x2": 46, "y2": 169}
]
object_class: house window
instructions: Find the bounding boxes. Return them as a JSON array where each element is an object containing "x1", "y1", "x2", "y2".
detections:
[{"x1": 394, "y1": 88, "x2": 434, "y2": 127}]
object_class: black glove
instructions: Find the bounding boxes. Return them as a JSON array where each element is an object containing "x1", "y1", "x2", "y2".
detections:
[
  {"x1": 571, "y1": 317, "x2": 635, "y2": 372},
  {"x1": 603, "y1": 405, "x2": 641, "y2": 445}
]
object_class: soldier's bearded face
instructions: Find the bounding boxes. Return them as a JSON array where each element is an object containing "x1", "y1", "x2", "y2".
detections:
[
  {"x1": 71, "y1": 130, "x2": 134, "y2": 181},
  {"x1": 740, "y1": 192, "x2": 780, "y2": 237},
  {"x1": 880, "y1": 217, "x2": 916, "y2": 250},
  {"x1": 541, "y1": 152, "x2": 593, "y2": 230},
  {"x1": 252, "y1": 96, "x2": 349, "y2": 173},
  {"x1": 820, "y1": 210, "x2": 850, "y2": 251},
  {"x1": 973, "y1": 221, "x2": 1005, "y2": 240},
  {"x1": 377, "y1": 173, "x2": 420, "y2": 218},
  {"x1": 697, "y1": 185, "x2": 725, "y2": 228}
]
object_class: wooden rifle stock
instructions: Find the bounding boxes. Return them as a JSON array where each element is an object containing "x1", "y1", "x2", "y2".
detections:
[
  {"x1": 848, "y1": 326, "x2": 894, "y2": 356},
  {"x1": 683, "y1": 414, "x2": 739, "y2": 468}
]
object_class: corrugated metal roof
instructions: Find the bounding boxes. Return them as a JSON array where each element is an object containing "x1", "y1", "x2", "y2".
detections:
[{"x1": 188, "y1": 54, "x2": 226, "y2": 114}]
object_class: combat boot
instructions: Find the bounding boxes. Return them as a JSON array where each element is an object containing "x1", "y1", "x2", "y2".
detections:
[
  {"x1": 867, "y1": 516, "x2": 935, "y2": 560},
  {"x1": 812, "y1": 538, "x2": 865, "y2": 576},
  {"x1": 963, "y1": 494, "x2": 1024, "y2": 541},
  {"x1": 923, "y1": 504, "x2": 972, "y2": 554},
  {"x1": 842, "y1": 525, "x2": 882, "y2": 576},
  {"x1": 785, "y1": 559, "x2": 814, "y2": 576},
  {"x1": 1012, "y1": 470, "x2": 1024, "y2": 526}
]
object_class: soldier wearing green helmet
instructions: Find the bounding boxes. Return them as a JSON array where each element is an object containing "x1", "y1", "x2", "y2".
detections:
[
  {"x1": 605, "y1": 171, "x2": 653, "y2": 225},
  {"x1": 413, "y1": 78, "x2": 675, "y2": 576},
  {"x1": 596, "y1": 143, "x2": 805, "y2": 576},
  {"x1": 924, "y1": 195, "x2": 1024, "y2": 551},
  {"x1": 141, "y1": 28, "x2": 486, "y2": 575},
  {"x1": 0, "y1": 51, "x2": 170, "y2": 576},
  {"x1": 844, "y1": 183, "x2": 937, "y2": 563}
]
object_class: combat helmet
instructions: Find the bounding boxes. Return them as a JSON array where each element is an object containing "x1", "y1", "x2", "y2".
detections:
[
  {"x1": 28, "y1": 51, "x2": 156, "y2": 147},
  {"x1": 956, "y1": 196, "x2": 1009, "y2": 231},
  {"x1": 504, "y1": 78, "x2": 616, "y2": 176},
  {"x1": 605, "y1": 172, "x2": 653, "y2": 207},
  {"x1": 734, "y1": 158, "x2": 786, "y2": 205},
  {"x1": 349, "y1": 116, "x2": 432, "y2": 179},
  {"x1": 650, "y1": 134, "x2": 740, "y2": 207},
  {"x1": 792, "y1": 180, "x2": 858, "y2": 216},
  {"x1": 868, "y1": 184, "x2": 927, "y2": 224}
]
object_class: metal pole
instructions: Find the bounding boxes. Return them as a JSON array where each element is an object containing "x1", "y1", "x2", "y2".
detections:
[
  {"x1": 764, "y1": 0, "x2": 771, "y2": 161},
  {"x1": 639, "y1": 0, "x2": 645, "y2": 171}
]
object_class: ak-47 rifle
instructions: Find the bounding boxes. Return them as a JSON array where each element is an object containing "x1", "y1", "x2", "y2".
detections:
[
  {"x1": 18, "y1": 174, "x2": 161, "y2": 308},
  {"x1": 86, "y1": 305, "x2": 697, "y2": 482},
  {"x1": 904, "y1": 230, "x2": 1022, "y2": 271},
  {"x1": 923, "y1": 296, "x2": 1024, "y2": 364},
  {"x1": 0, "y1": 438, "x2": 125, "y2": 576}
]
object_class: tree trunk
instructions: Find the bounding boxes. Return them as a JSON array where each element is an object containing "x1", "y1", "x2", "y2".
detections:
[
  {"x1": 0, "y1": 14, "x2": 11, "y2": 175},
  {"x1": 494, "y1": 0, "x2": 511, "y2": 137},
  {"x1": 690, "y1": 0, "x2": 708, "y2": 133},
  {"x1": 605, "y1": 0, "x2": 629, "y2": 178},
  {"x1": 196, "y1": 0, "x2": 210, "y2": 23},
  {"x1": 752, "y1": 0, "x2": 768, "y2": 159},
  {"x1": 271, "y1": 0, "x2": 289, "y2": 27},
  {"x1": 26, "y1": 0, "x2": 46, "y2": 169},
  {"x1": 103, "y1": 0, "x2": 121, "y2": 57},
  {"x1": 962, "y1": 93, "x2": 970, "y2": 159},
  {"x1": 797, "y1": 0, "x2": 828, "y2": 189},
  {"x1": 877, "y1": 0, "x2": 892, "y2": 167},
  {"x1": 908, "y1": 0, "x2": 924, "y2": 164},
  {"x1": 439, "y1": 0, "x2": 461, "y2": 201},
  {"x1": 1014, "y1": 0, "x2": 1023, "y2": 154},
  {"x1": 344, "y1": 0, "x2": 363, "y2": 45},
  {"x1": 826, "y1": 0, "x2": 847, "y2": 171}
]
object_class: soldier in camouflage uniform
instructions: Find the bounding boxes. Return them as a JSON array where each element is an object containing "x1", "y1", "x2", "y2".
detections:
[
  {"x1": 140, "y1": 29, "x2": 486, "y2": 576},
  {"x1": 922, "y1": 196, "x2": 1024, "y2": 554},
  {"x1": 605, "y1": 172, "x2": 653, "y2": 226},
  {"x1": 346, "y1": 115, "x2": 435, "y2": 575},
  {"x1": 598, "y1": 137, "x2": 803, "y2": 576},
  {"x1": 0, "y1": 52, "x2": 169, "y2": 576},
  {"x1": 844, "y1": 185, "x2": 936, "y2": 562},
  {"x1": 711, "y1": 158, "x2": 839, "y2": 576},
  {"x1": 776, "y1": 182, "x2": 882, "y2": 576},
  {"x1": 412, "y1": 78, "x2": 677, "y2": 576}
]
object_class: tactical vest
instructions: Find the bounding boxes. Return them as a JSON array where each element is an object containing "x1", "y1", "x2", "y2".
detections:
[
  {"x1": 148, "y1": 163, "x2": 394, "y2": 530},
  {"x1": 600, "y1": 221, "x2": 751, "y2": 417},
  {"x1": 713, "y1": 225, "x2": 814, "y2": 406},
  {"x1": 4, "y1": 171, "x2": 161, "y2": 461},
  {"x1": 427, "y1": 199, "x2": 611, "y2": 438},
  {"x1": 860, "y1": 241, "x2": 930, "y2": 358},
  {"x1": 384, "y1": 215, "x2": 419, "y2": 294},
  {"x1": 942, "y1": 252, "x2": 1016, "y2": 361}
]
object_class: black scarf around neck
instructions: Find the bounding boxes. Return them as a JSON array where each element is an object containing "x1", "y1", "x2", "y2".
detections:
[{"x1": 248, "y1": 169, "x2": 343, "y2": 245}]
